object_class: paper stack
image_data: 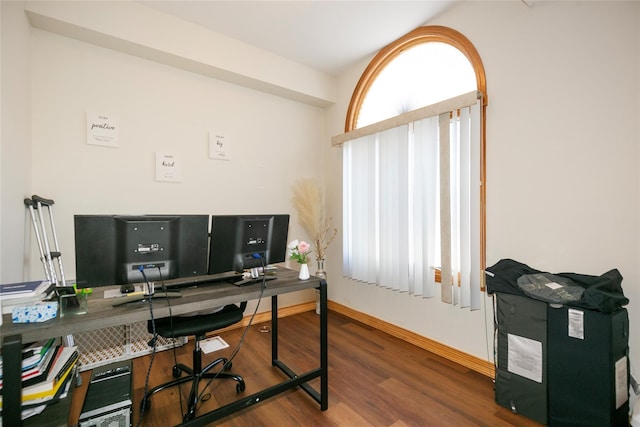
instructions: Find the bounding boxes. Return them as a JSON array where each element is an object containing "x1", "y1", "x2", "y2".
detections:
[
  {"x1": 0, "y1": 280, "x2": 55, "y2": 314},
  {"x1": 0, "y1": 339, "x2": 79, "y2": 420}
]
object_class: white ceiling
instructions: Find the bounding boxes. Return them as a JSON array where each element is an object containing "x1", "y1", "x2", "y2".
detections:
[{"x1": 140, "y1": 1, "x2": 458, "y2": 76}]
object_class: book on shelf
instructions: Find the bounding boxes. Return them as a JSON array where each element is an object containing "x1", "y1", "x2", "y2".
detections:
[
  {"x1": 23, "y1": 346, "x2": 78, "y2": 397},
  {"x1": 21, "y1": 363, "x2": 77, "y2": 423},
  {"x1": 22, "y1": 344, "x2": 63, "y2": 388},
  {"x1": 0, "y1": 345, "x2": 60, "y2": 389},
  {"x1": 0, "y1": 338, "x2": 56, "y2": 381},
  {"x1": 0, "y1": 362, "x2": 78, "y2": 423},
  {"x1": 0, "y1": 345, "x2": 78, "y2": 406}
]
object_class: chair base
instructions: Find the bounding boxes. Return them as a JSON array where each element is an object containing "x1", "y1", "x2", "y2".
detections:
[{"x1": 141, "y1": 356, "x2": 245, "y2": 422}]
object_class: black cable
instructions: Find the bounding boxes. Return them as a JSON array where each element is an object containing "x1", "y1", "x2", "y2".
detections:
[
  {"x1": 136, "y1": 267, "x2": 157, "y2": 427},
  {"x1": 196, "y1": 254, "x2": 268, "y2": 403},
  {"x1": 155, "y1": 266, "x2": 187, "y2": 418},
  {"x1": 197, "y1": 277, "x2": 266, "y2": 402},
  {"x1": 138, "y1": 256, "x2": 269, "y2": 417}
]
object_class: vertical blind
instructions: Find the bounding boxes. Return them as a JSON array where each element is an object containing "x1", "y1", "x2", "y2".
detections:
[{"x1": 334, "y1": 91, "x2": 482, "y2": 310}]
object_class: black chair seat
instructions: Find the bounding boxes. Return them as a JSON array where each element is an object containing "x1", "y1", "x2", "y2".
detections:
[
  {"x1": 141, "y1": 302, "x2": 247, "y2": 422},
  {"x1": 152, "y1": 304, "x2": 244, "y2": 338}
]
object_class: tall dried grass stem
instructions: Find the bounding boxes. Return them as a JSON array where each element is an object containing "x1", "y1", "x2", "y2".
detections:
[{"x1": 291, "y1": 179, "x2": 337, "y2": 261}]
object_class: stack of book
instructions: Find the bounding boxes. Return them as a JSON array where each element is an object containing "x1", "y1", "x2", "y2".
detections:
[
  {"x1": 0, "y1": 280, "x2": 55, "y2": 314},
  {"x1": 0, "y1": 338, "x2": 79, "y2": 421}
]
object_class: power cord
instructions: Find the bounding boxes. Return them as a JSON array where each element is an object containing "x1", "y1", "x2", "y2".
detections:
[
  {"x1": 483, "y1": 270, "x2": 498, "y2": 382},
  {"x1": 154, "y1": 266, "x2": 187, "y2": 419},
  {"x1": 196, "y1": 283, "x2": 265, "y2": 406},
  {"x1": 137, "y1": 255, "x2": 268, "y2": 420},
  {"x1": 196, "y1": 253, "x2": 268, "y2": 404},
  {"x1": 137, "y1": 266, "x2": 157, "y2": 427}
]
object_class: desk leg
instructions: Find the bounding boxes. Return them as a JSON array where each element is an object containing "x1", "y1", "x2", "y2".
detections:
[
  {"x1": 3, "y1": 334, "x2": 23, "y2": 426},
  {"x1": 181, "y1": 281, "x2": 328, "y2": 426},
  {"x1": 271, "y1": 294, "x2": 278, "y2": 364},
  {"x1": 272, "y1": 282, "x2": 327, "y2": 410},
  {"x1": 319, "y1": 279, "x2": 328, "y2": 410}
]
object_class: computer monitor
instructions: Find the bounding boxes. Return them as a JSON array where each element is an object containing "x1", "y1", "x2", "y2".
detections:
[
  {"x1": 74, "y1": 214, "x2": 209, "y2": 292},
  {"x1": 208, "y1": 214, "x2": 290, "y2": 275}
]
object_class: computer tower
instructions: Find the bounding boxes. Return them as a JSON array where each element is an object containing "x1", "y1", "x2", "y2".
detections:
[
  {"x1": 494, "y1": 293, "x2": 548, "y2": 424},
  {"x1": 547, "y1": 306, "x2": 629, "y2": 427},
  {"x1": 79, "y1": 360, "x2": 133, "y2": 427}
]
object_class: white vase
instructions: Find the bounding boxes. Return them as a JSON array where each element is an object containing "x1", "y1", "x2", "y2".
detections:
[{"x1": 298, "y1": 263, "x2": 310, "y2": 280}]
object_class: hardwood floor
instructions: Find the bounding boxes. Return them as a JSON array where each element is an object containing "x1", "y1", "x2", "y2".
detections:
[{"x1": 69, "y1": 310, "x2": 543, "y2": 426}]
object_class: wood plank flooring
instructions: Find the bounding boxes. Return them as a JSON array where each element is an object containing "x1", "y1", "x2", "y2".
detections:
[{"x1": 68, "y1": 310, "x2": 543, "y2": 426}]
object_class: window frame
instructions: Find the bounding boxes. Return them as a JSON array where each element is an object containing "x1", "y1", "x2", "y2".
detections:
[{"x1": 344, "y1": 25, "x2": 488, "y2": 288}]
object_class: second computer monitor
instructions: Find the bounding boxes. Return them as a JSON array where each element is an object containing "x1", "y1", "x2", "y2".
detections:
[{"x1": 208, "y1": 214, "x2": 290, "y2": 274}]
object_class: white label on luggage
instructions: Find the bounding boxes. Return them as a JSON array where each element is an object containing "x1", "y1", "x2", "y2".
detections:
[
  {"x1": 567, "y1": 308, "x2": 584, "y2": 339},
  {"x1": 545, "y1": 282, "x2": 563, "y2": 290},
  {"x1": 507, "y1": 333, "x2": 543, "y2": 383},
  {"x1": 615, "y1": 356, "x2": 628, "y2": 409}
]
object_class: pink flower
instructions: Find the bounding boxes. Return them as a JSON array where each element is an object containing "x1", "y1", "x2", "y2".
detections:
[
  {"x1": 288, "y1": 239, "x2": 312, "y2": 263},
  {"x1": 298, "y1": 241, "x2": 311, "y2": 254}
]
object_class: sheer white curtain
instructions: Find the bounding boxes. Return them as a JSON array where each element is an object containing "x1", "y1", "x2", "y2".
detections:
[
  {"x1": 336, "y1": 91, "x2": 481, "y2": 309},
  {"x1": 342, "y1": 133, "x2": 377, "y2": 284},
  {"x1": 410, "y1": 117, "x2": 439, "y2": 297},
  {"x1": 443, "y1": 102, "x2": 482, "y2": 309}
]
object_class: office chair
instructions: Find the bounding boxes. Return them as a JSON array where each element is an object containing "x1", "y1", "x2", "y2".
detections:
[{"x1": 140, "y1": 302, "x2": 247, "y2": 421}]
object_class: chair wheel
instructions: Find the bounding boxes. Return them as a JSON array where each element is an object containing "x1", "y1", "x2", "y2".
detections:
[
  {"x1": 236, "y1": 382, "x2": 245, "y2": 393},
  {"x1": 172, "y1": 366, "x2": 182, "y2": 378}
]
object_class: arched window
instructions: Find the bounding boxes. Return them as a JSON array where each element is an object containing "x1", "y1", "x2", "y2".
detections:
[
  {"x1": 334, "y1": 26, "x2": 487, "y2": 309},
  {"x1": 346, "y1": 25, "x2": 487, "y2": 132}
]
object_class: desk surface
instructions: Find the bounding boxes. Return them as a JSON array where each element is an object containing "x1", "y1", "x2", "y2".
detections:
[{"x1": 1, "y1": 268, "x2": 319, "y2": 344}]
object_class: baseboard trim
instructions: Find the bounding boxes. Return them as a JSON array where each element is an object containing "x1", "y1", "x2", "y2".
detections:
[
  {"x1": 328, "y1": 301, "x2": 495, "y2": 378},
  {"x1": 224, "y1": 299, "x2": 494, "y2": 378},
  {"x1": 243, "y1": 301, "x2": 316, "y2": 326},
  {"x1": 216, "y1": 301, "x2": 316, "y2": 333}
]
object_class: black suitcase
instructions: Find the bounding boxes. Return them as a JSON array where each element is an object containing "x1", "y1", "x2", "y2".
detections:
[
  {"x1": 548, "y1": 306, "x2": 629, "y2": 427},
  {"x1": 495, "y1": 293, "x2": 548, "y2": 424}
]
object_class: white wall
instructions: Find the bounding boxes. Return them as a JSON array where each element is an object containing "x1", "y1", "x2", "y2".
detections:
[
  {"x1": 24, "y1": 0, "x2": 335, "y2": 107},
  {"x1": 2, "y1": 1, "x2": 328, "y2": 312},
  {"x1": 1, "y1": 2, "x2": 32, "y2": 283},
  {"x1": 325, "y1": 0, "x2": 640, "y2": 367}
]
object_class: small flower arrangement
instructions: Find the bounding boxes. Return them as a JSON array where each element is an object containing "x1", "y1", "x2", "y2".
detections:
[{"x1": 288, "y1": 240, "x2": 311, "y2": 264}]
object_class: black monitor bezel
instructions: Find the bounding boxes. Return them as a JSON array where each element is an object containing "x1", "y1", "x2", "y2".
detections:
[
  {"x1": 208, "y1": 214, "x2": 290, "y2": 275},
  {"x1": 74, "y1": 214, "x2": 209, "y2": 289}
]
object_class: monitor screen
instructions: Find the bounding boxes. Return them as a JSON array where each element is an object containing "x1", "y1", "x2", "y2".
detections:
[
  {"x1": 74, "y1": 214, "x2": 209, "y2": 289},
  {"x1": 208, "y1": 214, "x2": 290, "y2": 274}
]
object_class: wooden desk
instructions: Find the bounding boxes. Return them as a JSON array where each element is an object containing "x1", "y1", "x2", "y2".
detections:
[{"x1": 1, "y1": 268, "x2": 328, "y2": 426}]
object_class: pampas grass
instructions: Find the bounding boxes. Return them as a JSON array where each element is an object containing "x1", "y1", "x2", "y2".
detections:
[{"x1": 291, "y1": 179, "x2": 337, "y2": 261}]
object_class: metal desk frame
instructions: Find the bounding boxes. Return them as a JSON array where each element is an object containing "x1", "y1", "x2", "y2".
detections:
[{"x1": 1, "y1": 268, "x2": 328, "y2": 426}]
